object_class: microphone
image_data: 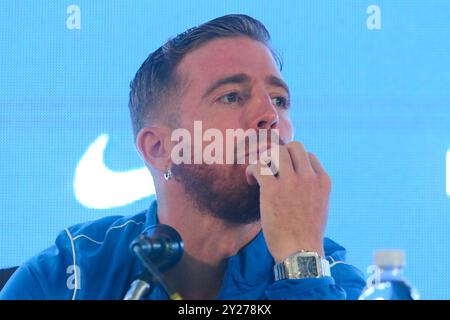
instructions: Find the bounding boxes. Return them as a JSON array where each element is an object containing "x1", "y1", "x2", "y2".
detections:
[
  {"x1": 124, "y1": 224, "x2": 184, "y2": 300},
  {"x1": 130, "y1": 224, "x2": 184, "y2": 272}
]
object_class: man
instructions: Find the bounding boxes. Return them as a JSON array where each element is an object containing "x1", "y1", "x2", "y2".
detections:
[{"x1": 0, "y1": 14, "x2": 365, "y2": 300}]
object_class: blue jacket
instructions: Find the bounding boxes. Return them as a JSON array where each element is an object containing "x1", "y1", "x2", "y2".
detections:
[{"x1": 0, "y1": 201, "x2": 366, "y2": 300}]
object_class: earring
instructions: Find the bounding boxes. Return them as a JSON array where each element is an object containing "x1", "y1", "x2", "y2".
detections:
[{"x1": 164, "y1": 167, "x2": 173, "y2": 181}]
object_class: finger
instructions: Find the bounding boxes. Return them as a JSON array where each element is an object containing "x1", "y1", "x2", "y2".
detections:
[
  {"x1": 308, "y1": 153, "x2": 331, "y2": 189},
  {"x1": 277, "y1": 145, "x2": 295, "y2": 177},
  {"x1": 285, "y1": 143, "x2": 300, "y2": 172},
  {"x1": 259, "y1": 145, "x2": 295, "y2": 178},
  {"x1": 286, "y1": 141, "x2": 313, "y2": 175},
  {"x1": 259, "y1": 149, "x2": 275, "y2": 177},
  {"x1": 260, "y1": 147, "x2": 288, "y2": 178},
  {"x1": 245, "y1": 162, "x2": 272, "y2": 186},
  {"x1": 245, "y1": 164, "x2": 260, "y2": 186},
  {"x1": 307, "y1": 152, "x2": 326, "y2": 176}
]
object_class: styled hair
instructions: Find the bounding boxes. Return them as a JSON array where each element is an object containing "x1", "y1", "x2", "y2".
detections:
[{"x1": 128, "y1": 14, "x2": 282, "y2": 139}]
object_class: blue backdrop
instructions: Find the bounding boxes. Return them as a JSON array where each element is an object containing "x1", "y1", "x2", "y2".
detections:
[{"x1": 1, "y1": 1, "x2": 449, "y2": 299}]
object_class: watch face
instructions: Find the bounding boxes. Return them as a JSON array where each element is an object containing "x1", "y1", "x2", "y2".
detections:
[{"x1": 296, "y1": 256, "x2": 318, "y2": 277}]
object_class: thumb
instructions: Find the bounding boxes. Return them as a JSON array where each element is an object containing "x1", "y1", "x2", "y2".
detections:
[
  {"x1": 245, "y1": 161, "x2": 272, "y2": 186},
  {"x1": 245, "y1": 163, "x2": 262, "y2": 186}
]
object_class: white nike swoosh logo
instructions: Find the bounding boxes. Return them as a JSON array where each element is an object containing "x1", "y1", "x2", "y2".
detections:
[{"x1": 74, "y1": 134, "x2": 155, "y2": 209}]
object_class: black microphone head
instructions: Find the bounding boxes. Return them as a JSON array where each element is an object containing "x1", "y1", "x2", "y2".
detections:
[{"x1": 131, "y1": 224, "x2": 184, "y2": 272}]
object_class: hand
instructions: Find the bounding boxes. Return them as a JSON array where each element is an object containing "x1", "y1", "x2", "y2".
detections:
[{"x1": 245, "y1": 141, "x2": 331, "y2": 263}]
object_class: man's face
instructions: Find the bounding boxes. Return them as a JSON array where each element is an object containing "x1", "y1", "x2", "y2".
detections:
[{"x1": 171, "y1": 36, "x2": 294, "y2": 224}]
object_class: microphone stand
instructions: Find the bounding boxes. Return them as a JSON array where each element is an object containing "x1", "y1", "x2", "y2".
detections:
[
  {"x1": 123, "y1": 273, "x2": 153, "y2": 300},
  {"x1": 124, "y1": 244, "x2": 183, "y2": 300}
]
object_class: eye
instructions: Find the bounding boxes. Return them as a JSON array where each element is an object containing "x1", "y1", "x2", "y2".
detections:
[
  {"x1": 271, "y1": 96, "x2": 290, "y2": 109},
  {"x1": 218, "y1": 92, "x2": 240, "y2": 104}
]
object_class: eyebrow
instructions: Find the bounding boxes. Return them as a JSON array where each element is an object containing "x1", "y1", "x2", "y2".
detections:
[
  {"x1": 266, "y1": 75, "x2": 290, "y2": 98},
  {"x1": 202, "y1": 73, "x2": 250, "y2": 99},
  {"x1": 202, "y1": 73, "x2": 290, "y2": 100}
]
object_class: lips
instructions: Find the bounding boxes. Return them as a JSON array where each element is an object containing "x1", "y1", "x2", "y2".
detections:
[
  {"x1": 228, "y1": 129, "x2": 282, "y2": 164},
  {"x1": 246, "y1": 144, "x2": 271, "y2": 156},
  {"x1": 236, "y1": 143, "x2": 278, "y2": 164}
]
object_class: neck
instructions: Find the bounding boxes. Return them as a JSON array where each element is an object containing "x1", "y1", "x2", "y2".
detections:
[{"x1": 155, "y1": 187, "x2": 261, "y2": 299}]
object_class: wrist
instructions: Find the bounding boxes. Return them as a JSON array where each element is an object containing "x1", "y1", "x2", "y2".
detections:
[
  {"x1": 272, "y1": 244, "x2": 325, "y2": 264},
  {"x1": 273, "y1": 250, "x2": 331, "y2": 281}
]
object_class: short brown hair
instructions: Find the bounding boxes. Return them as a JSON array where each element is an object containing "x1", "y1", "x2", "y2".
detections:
[{"x1": 128, "y1": 14, "x2": 282, "y2": 139}]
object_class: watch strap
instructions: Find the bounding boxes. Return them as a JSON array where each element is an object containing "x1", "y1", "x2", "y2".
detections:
[{"x1": 274, "y1": 251, "x2": 331, "y2": 281}]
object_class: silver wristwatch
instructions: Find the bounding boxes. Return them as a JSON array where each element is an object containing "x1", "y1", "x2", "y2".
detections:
[{"x1": 274, "y1": 250, "x2": 331, "y2": 281}]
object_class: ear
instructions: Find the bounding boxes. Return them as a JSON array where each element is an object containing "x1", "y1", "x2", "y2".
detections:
[{"x1": 136, "y1": 126, "x2": 172, "y2": 172}]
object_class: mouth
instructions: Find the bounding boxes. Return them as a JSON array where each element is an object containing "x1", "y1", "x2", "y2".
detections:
[
  {"x1": 236, "y1": 143, "x2": 277, "y2": 164},
  {"x1": 230, "y1": 130, "x2": 283, "y2": 165}
]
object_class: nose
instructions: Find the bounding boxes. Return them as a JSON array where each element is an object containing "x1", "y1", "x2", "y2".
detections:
[
  {"x1": 257, "y1": 115, "x2": 278, "y2": 129},
  {"x1": 251, "y1": 94, "x2": 279, "y2": 130}
]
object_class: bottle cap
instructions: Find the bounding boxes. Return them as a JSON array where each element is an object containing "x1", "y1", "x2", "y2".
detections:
[{"x1": 374, "y1": 249, "x2": 405, "y2": 268}]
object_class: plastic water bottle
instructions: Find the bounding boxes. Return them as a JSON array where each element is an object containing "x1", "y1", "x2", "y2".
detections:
[{"x1": 359, "y1": 249, "x2": 419, "y2": 300}]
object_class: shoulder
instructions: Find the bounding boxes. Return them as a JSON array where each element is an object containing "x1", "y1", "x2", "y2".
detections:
[
  {"x1": 63, "y1": 211, "x2": 147, "y2": 248},
  {"x1": 2, "y1": 210, "x2": 148, "y2": 300},
  {"x1": 58, "y1": 211, "x2": 148, "y2": 275}
]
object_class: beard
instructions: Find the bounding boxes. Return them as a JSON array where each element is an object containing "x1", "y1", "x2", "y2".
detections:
[{"x1": 171, "y1": 163, "x2": 260, "y2": 225}]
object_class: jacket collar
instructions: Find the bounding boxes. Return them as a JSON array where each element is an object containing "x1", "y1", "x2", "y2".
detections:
[{"x1": 142, "y1": 200, "x2": 275, "y2": 299}]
